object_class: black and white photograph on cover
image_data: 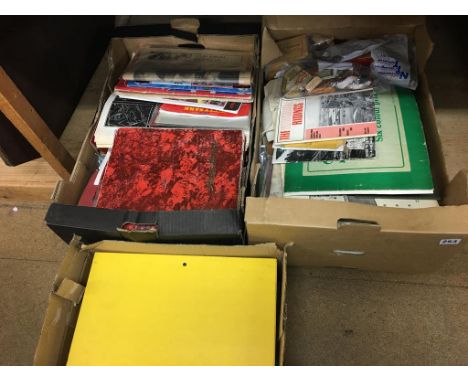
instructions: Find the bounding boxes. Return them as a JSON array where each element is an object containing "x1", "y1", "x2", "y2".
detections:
[
  {"x1": 105, "y1": 97, "x2": 159, "y2": 127},
  {"x1": 273, "y1": 137, "x2": 376, "y2": 164},
  {"x1": 319, "y1": 89, "x2": 376, "y2": 126}
]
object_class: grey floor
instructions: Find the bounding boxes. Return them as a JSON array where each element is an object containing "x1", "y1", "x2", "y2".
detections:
[{"x1": 1, "y1": 16, "x2": 468, "y2": 365}]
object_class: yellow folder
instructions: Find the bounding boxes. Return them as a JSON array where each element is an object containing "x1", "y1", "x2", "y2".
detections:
[{"x1": 67, "y1": 252, "x2": 277, "y2": 366}]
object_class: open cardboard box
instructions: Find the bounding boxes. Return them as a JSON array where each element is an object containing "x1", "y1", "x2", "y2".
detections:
[
  {"x1": 45, "y1": 19, "x2": 260, "y2": 246},
  {"x1": 33, "y1": 236, "x2": 287, "y2": 366},
  {"x1": 245, "y1": 16, "x2": 468, "y2": 273}
]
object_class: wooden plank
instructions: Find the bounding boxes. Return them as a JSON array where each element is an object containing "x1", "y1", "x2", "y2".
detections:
[
  {"x1": 0, "y1": 158, "x2": 60, "y2": 201},
  {"x1": 0, "y1": 66, "x2": 75, "y2": 179},
  {"x1": 0, "y1": 55, "x2": 108, "y2": 202}
]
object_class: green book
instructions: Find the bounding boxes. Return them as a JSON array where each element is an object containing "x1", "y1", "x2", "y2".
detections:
[{"x1": 284, "y1": 87, "x2": 434, "y2": 196}]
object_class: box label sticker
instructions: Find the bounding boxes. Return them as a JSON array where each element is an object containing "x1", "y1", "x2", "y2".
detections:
[{"x1": 439, "y1": 238, "x2": 462, "y2": 246}]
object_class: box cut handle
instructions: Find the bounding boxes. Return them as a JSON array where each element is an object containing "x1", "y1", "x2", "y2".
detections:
[
  {"x1": 333, "y1": 249, "x2": 366, "y2": 256},
  {"x1": 337, "y1": 218, "x2": 381, "y2": 232},
  {"x1": 117, "y1": 222, "x2": 159, "y2": 242}
]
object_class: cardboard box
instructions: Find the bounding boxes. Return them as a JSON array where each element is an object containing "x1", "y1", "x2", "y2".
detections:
[
  {"x1": 245, "y1": 16, "x2": 468, "y2": 273},
  {"x1": 46, "y1": 20, "x2": 260, "y2": 245},
  {"x1": 33, "y1": 237, "x2": 287, "y2": 365}
]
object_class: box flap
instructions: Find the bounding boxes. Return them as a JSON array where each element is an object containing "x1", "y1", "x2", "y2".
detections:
[
  {"x1": 82, "y1": 240, "x2": 282, "y2": 261},
  {"x1": 55, "y1": 278, "x2": 85, "y2": 305},
  {"x1": 170, "y1": 18, "x2": 200, "y2": 34},
  {"x1": 264, "y1": 15, "x2": 426, "y2": 34},
  {"x1": 121, "y1": 34, "x2": 257, "y2": 57},
  {"x1": 261, "y1": 27, "x2": 283, "y2": 68},
  {"x1": 53, "y1": 236, "x2": 93, "y2": 289},
  {"x1": 33, "y1": 294, "x2": 78, "y2": 366},
  {"x1": 277, "y1": 245, "x2": 288, "y2": 366},
  {"x1": 246, "y1": 197, "x2": 468, "y2": 234},
  {"x1": 443, "y1": 170, "x2": 468, "y2": 206}
]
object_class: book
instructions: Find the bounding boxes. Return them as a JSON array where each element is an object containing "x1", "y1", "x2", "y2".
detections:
[
  {"x1": 122, "y1": 47, "x2": 253, "y2": 85},
  {"x1": 93, "y1": 94, "x2": 251, "y2": 148},
  {"x1": 96, "y1": 128, "x2": 244, "y2": 211},
  {"x1": 283, "y1": 87, "x2": 434, "y2": 195},
  {"x1": 94, "y1": 95, "x2": 158, "y2": 148},
  {"x1": 115, "y1": 79, "x2": 254, "y2": 102},
  {"x1": 275, "y1": 88, "x2": 377, "y2": 146},
  {"x1": 273, "y1": 137, "x2": 376, "y2": 164},
  {"x1": 67, "y1": 251, "x2": 277, "y2": 365}
]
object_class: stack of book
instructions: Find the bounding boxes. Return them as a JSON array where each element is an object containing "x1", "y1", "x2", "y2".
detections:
[
  {"x1": 94, "y1": 46, "x2": 255, "y2": 149},
  {"x1": 275, "y1": 87, "x2": 434, "y2": 198},
  {"x1": 79, "y1": 46, "x2": 256, "y2": 211}
]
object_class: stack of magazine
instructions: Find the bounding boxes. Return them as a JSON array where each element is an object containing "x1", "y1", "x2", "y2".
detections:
[
  {"x1": 94, "y1": 46, "x2": 255, "y2": 149},
  {"x1": 272, "y1": 88, "x2": 377, "y2": 165},
  {"x1": 79, "y1": 45, "x2": 256, "y2": 211}
]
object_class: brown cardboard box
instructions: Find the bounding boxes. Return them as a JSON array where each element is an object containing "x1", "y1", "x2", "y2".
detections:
[
  {"x1": 245, "y1": 16, "x2": 468, "y2": 273},
  {"x1": 33, "y1": 236, "x2": 287, "y2": 366},
  {"x1": 46, "y1": 23, "x2": 259, "y2": 245},
  {"x1": 52, "y1": 29, "x2": 258, "y2": 207}
]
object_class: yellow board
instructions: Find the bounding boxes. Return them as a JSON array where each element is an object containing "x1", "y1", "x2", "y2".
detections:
[{"x1": 67, "y1": 252, "x2": 277, "y2": 366}]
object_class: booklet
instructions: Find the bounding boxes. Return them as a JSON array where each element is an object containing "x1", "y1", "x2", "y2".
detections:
[{"x1": 274, "y1": 88, "x2": 377, "y2": 146}]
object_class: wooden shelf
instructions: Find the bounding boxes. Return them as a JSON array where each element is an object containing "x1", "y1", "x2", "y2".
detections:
[{"x1": 0, "y1": 55, "x2": 107, "y2": 201}]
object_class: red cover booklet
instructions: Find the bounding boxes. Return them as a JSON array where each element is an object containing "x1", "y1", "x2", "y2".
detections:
[
  {"x1": 96, "y1": 128, "x2": 244, "y2": 212},
  {"x1": 159, "y1": 103, "x2": 251, "y2": 118}
]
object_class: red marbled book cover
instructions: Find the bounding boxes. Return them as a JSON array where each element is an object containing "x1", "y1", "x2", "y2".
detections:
[{"x1": 96, "y1": 128, "x2": 243, "y2": 211}]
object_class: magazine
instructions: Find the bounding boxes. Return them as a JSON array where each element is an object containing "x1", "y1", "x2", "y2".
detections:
[
  {"x1": 94, "y1": 94, "x2": 251, "y2": 148},
  {"x1": 124, "y1": 80, "x2": 252, "y2": 95},
  {"x1": 156, "y1": 103, "x2": 251, "y2": 130},
  {"x1": 116, "y1": 79, "x2": 253, "y2": 102},
  {"x1": 113, "y1": 92, "x2": 243, "y2": 114},
  {"x1": 274, "y1": 89, "x2": 377, "y2": 146}
]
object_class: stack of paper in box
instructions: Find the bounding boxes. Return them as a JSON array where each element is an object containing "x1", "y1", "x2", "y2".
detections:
[
  {"x1": 260, "y1": 33, "x2": 436, "y2": 208},
  {"x1": 79, "y1": 45, "x2": 256, "y2": 211},
  {"x1": 94, "y1": 47, "x2": 255, "y2": 149}
]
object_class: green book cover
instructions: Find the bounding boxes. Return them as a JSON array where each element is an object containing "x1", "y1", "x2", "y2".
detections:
[{"x1": 284, "y1": 87, "x2": 434, "y2": 195}]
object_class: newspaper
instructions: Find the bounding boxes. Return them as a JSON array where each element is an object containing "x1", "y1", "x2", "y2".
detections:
[{"x1": 123, "y1": 47, "x2": 254, "y2": 85}]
